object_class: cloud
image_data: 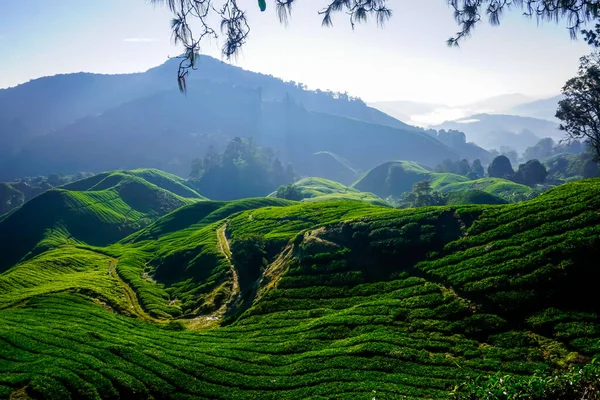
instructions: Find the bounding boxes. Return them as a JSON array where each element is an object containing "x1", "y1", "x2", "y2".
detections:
[{"x1": 122, "y1": 38, "x2": 156, "y2": 43}]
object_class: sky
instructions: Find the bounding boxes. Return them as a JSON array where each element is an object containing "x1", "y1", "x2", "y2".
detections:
[{"x1": 0, "y1": 0, "x2": 593, "y2": 105}]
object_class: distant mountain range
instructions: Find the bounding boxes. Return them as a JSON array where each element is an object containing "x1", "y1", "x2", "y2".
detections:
[
  {"x1": 432, "y1": 113, "x2": 561, "y2": 153},
  {"x1": 370, "y1": 94, "x2": 565, "y2": 152},
  {"x1": 0, "y1": 56, "x2": 481, "y2": 181},
  {"x1": 369, "y1": 93, "x2": 538, "y2": 126},
  {"x1": 507, "y1": 95, "x2": 563, "y2": 123}
]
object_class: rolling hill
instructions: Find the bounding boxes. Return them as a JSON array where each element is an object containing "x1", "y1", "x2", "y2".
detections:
[
  {"x1": 0, "y1": 169, "x2": 203, "y2": 272},
  {"x1": 0, "y1": 177, "x2": 599, "y2": 398},
  {"x1": 352, "y1": 160, "x2": 535, "y2": 202},
  {"x1": 268, "y1": 177, "x2": 390, "y2": 206}
]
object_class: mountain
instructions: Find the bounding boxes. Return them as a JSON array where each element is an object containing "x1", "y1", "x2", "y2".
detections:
[
  {"x1": 0, "y1": 56, "x2": 462, "y2": 180},
  {"x1": 0, "y1": 168, "x2": 203, "y2": 271},
  {"x1": 508, "y1": 94, "x2": 563, "y2": 122},
  {"x1": 304, "y1": 151, "x2": 360, "y2": 185},
  {"x1": 433, "y1": 113, "x2": 561, "y2": 152},
  {"x1": 0, "y1": 177, "x2": 599, "y2": 398},
  {"x1": 369, "y1": 93, "x2": 535, "y2": 127},
  {"x1": 463, "y1": 93, "x2": 534, "y2": 113}
]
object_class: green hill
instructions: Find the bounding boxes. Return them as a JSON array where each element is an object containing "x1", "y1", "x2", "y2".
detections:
[
  {"x1": 353, "y1": 161, "x2": 536, "y2": 203},
  {"x1": 0, "y1": 178, "x2": 599, "y2": 398},
  {"x1": 270, "y1": 177, "x2": 390, "y2": 206},
  {"x1": 0, "y1": 169, "x2": 203, "y2": 271},
  {"x1": 445, "y1": 189, "x2": 508, "y2": 205},
  {"x1": 440, "y1": 177, "x2": 535, "y2": 198},
  {"x1": 352, "y1": 160, "x2": 469, "y2": 197}
]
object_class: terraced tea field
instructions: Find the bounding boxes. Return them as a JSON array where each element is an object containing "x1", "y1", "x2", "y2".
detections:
[{"x1": 0, "y1": 177, "x2": 599, "y2": 399}]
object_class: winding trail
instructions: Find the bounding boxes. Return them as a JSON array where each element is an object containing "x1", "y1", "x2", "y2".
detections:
[
  {"x1": 108, "y1": 259, "x2": 160, "y2": 323},
  {"x1": 187, "y1": 225, "x2": 240, "y2": 329},
  {"x1": 217, "y1": 224, "x2": 239, "y2": 299}
]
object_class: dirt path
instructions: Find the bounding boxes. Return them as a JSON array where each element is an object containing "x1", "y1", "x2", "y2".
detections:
[
  {"x1": 187, "y1": 225, "x2": 240, "y2": 329},
  {"x1": 217, "y1": 224, "x2": 239, "y2": 299},
  {"x1": 109, "y1": 259, "x2": 160, "y2": 323}
]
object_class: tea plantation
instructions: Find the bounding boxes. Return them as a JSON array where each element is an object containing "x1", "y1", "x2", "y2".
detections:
[{"x1": 0, "y1": 175, "x2": 599, "y2": 399}]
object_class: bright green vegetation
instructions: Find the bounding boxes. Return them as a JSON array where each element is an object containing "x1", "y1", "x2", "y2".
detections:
[
  {"x1": 0, "y1": 172, "x2": 98, "y2": 217},
  {"x1": 352, "y1": 160, "x2": 438, "y2": 197},
  {"x1": 270, "y1": 177, "x2": 390, "y2": 206},
  {"x1": 353, "y1": 160, "x2": 537, "y2": 204},
  {"x1": 63, "y1": 168, "x2": 204, "y2": 199},
  {"x1": 439, "y1": 177, "x2": 535, "y2": 200},
  {"x1": 0, "y1": 169, "x2": 203, "y2": 272},
  {"x1": 0, "y1": 176, "x2": 599, "y2": 399},
  {"x1": 445, "y1": 190, "x2": 507, "y2": 205}
]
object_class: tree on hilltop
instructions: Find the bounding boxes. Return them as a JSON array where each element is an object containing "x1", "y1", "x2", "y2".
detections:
[
  {"x1": 488, "y1": 155, "x2": 515, "y2": 180},
  {"x1": 557, "y1": 52, "x2": 600, "y2": 161}
]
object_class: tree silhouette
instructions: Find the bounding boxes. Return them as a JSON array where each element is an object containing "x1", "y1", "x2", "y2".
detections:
[
  {"x1": 557, "y1": 52, "x2": 600, "y2": 160},
  {"x1": 488, "y1": 155, "x2": 515, "y2": 180}
]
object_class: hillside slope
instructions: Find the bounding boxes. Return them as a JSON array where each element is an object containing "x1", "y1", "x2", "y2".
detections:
[
  {"x1": 0, "y1": 169, "x2": 201, "y2": 271},
  {"x1": 352, "y1": 160, "x2": 534, "y2": 202},
  {"x1": 352, "y1": 160, "x2": 468, "y2": 198},
  {"x1": 269, "y1": 177, "x2": 389, "y2": 206},
  {"x1": 0, "y1": 180, "x2": 599, "y2": 398}
]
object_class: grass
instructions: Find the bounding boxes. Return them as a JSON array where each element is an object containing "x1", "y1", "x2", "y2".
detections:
[
  {"x1": 270, "y1": 177, "x2": 390, "y2": 206},
  {"x1": 0, "y1": 169, "x2": 201, "y2": 272},
  {"x1": 445, "y1": 190, "x2": 508, "y2": 205},
  {"x1": 0, "y1": 173, "x2": 599, "y2": 399},
  {"x1": 352, "y1": 160, "x2": 534, "y2": 203},
  {"x1": 440, "y1": 177, "x2": 535, "y2": 199}
]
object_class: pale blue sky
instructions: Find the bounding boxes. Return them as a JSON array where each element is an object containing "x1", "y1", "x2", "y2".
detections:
[{"x1": 0, "y1": 0, "x2": 592, "y2": 105}]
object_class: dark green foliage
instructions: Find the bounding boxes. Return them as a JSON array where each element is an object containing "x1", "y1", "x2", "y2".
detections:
[
  {"x1": 488, "y1": 155, "x2": 515, "y2": 180},
  {"x1": 466, "y1": 171, "x2": 479, "y2": 180},
  {"x1": 445, "y1": 190, "x2": 507, "y2": 205},
  {"x1": 584, "y1": 159, "x2": 600, "y2": 178},
  {"x1": 471, "y1": 159, "x2": 485, "y2": 178},
  {"x1": 190, "y1": 137, "x2": 295, "y2": 200},
  {"x1": 557, "y1": 53, "x2": 600, "y2": 160},
  {"x1": 435, "y1": 158, "x2": 472, "y2": 177},
  {"x1": 231, "y1": 234, "x2": 267, "y2": 290},
  {"x1": 451, "y1": 360, "x2": 600, "y2": 399},
  {"x1": 514, "y1": 159, "x2": 548, "y2": 186},
  {"x1": 274, "y1": 184, "x2": 303, "y2": 201},
  {"x1": 400, "y1": 180, "x2": 447, "y2": 208}
]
